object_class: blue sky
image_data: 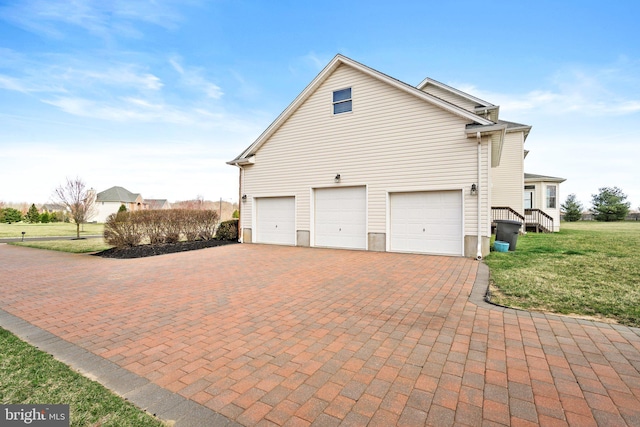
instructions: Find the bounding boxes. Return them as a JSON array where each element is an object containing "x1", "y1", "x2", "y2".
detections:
[{"x1": 1, "y1": 0, "x2": 638, "y2": 209}]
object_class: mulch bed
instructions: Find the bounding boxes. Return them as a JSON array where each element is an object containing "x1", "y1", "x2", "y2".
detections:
[{"x1": 93, "y1": 239, "x2": 238, "y2": 259}]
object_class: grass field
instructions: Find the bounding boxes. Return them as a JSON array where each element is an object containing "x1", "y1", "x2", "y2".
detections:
[
  {"x1": 0, "y1": 222, "x2": 104, "y2": 238},
  {"x1": 0, "y1": 328, "x2": 166, "y2": 427},
  {"x1": 485, "y1": 221, "x2": 640, "y2": 327},
  {"x1": 11, "y1": 238, "x2": 112, "y2": 253}
]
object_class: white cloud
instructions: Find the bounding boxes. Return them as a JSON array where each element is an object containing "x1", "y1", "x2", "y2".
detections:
[
  {"x1": 454, "y1": 61, "x2": 640, "y2": 118},
  {"x1": 0, "y1": 0, "x2": 191, "y2": 40},
  {"x1": 169, "y1": 56, "x2": 223, "y2": 99}
]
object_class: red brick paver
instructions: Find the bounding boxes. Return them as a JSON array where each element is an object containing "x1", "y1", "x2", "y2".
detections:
[{"x1": 1, "y1": 244, "x2": 640, "y2": 426}]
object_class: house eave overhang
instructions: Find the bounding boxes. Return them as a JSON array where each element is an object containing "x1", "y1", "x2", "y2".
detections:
[
  {"x1": 227, "y1": 155, "x2": 255, "y2": 166},
  {"x1": 466, "y1": 123, "x2": 508, "y2": 167},
  {"x1": 465, "y1": 123, "x2": 506, "y2": 135},
  {"x1": 524, "y1": 173, "x2": 566, "y2": 183},
  {"x1": 230, "y1": 54, "x2": 494, "y2": 162},
  {"x1": 417, "y1": 77, "x2": 495, "y2": 108}
]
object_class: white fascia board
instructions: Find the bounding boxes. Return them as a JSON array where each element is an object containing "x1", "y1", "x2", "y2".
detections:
[
  {"x1": 465, "y1": 123, "x2": 507, "y2": 136},
  {"x1": 417, "y1": 77, "x2": 495, "y2": 107},
  {"x1": 524, "y1": 174, "x2": 566, "y2": 183}
]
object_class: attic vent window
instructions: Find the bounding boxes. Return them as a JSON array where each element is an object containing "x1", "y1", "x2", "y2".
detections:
[{"x1": 333, "y1": 88, "x2": 352, "y2": 114}]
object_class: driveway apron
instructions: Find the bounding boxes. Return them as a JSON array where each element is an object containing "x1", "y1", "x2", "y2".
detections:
[{"x1": 1, "y1": 244, "x2": 639, "y2": 426}]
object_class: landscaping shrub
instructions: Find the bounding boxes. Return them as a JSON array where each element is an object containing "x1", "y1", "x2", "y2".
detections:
[
  {"x1": 196, "y1": 209, "x2": 220, "y2": 241},
  {"x1": 136, "y1": 210, "x2": 165, "y2": 244},
  {"x1": 216, "y1": 219, "x2": 238, "y2": 241},
  {"x1": 103, "y1": 209, "x2": 222, "y2": 248},
  {"x1": 103, "y1": 212, "x2": 142, "y2": 248},
  {"x1": 163, "y1": 210, "x2": 183, "y2": 243},
  {"x1": 1, "y1": 208, "x2": 23, "y2": 223},
  {"x1": 182, "y1": 209, "x2": 202, "y2": 242},
  {"x1": 40, "y1": 212, "x2": 51, "y2": 223}
]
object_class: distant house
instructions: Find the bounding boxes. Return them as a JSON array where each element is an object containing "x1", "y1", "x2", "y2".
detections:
[
  {"x1": 40, "y1": 203, "x2": 67, "y2": 213},
  {"x1": 145, "y1": 199, "x2": 171, "y2": 210},
  {"x1": 93, "y1": 186, "x2": 145, "y2": 223},
  {"x1": 228, "y1": 54, "x2": 565, "y2": 258}
]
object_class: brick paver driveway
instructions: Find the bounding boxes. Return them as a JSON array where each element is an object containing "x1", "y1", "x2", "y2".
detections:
[{"x1": 1, "y1": 244, "x2": 640, "y2": 426}]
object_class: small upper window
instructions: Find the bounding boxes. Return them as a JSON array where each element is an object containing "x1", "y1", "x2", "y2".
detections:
[
  {"x1": 333, "y1": 88, "x2": 352, "y2": 114},
  {"x1": 546, "y1": 185, "x2": 557, "y2": 209}
]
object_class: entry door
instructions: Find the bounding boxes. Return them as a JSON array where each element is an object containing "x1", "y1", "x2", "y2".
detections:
[
  {"x1": 524, "y1": 190, "x2": 534, "y2": 209},
  {"x1": 255, "y1": 197, "x2": 295, "y2": 245},
  {"x1": 390, "y1": 191, "x2": 462, "y2": 255},
  {"x1": 315, "y1": 187, "x2": 366, "y2": 250}
]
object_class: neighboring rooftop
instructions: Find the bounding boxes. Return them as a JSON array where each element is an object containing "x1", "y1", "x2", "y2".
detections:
[{"x1": 96, "y1": 186, "x2": 141, "y2": 203}]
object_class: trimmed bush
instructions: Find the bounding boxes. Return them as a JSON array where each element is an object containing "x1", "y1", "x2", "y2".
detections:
[
  {"x1": 103, "y1": 209, "x2": 222, "y2": 248},
  {"x1": 196, "y1": 209, "x2": 220, "y2": 241},
  {"x1": 215, "y1": 219, "x2": 238, "y2": 241},
  {"x1": 103, "y1": 211, "x2": 142, "y2": 248}
]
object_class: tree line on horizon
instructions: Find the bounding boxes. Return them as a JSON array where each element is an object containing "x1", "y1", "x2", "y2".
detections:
[{"x1": 562, "y1": 187, "x2": 636, "y2": 222}]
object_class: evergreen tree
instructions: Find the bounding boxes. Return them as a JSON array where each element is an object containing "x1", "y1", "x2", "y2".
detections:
[
  {"x1": 27, "y1": 204, "x2": 40, "y2": 223},
  {"x1": 1, "y1": 208, "x2": 23, "y2": 223},
  {"x1": 561, "y1": 194, "x2": 583, "y2": 222},
  {"x1": 40, "y1": 212, "x2": 51, "y2": 223},
  {"x1": 591, "y1": 187, "x2": 630, "y2": 222},
  {"x1": 118, "y1": 204, "x2": 127, "y2": 213}
]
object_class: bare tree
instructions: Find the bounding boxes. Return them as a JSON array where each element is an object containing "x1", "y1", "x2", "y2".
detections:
[{"x1": 53, "y1": 177, "x2": 97, "y2": 239}]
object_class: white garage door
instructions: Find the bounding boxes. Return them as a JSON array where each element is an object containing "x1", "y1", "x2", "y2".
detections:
[
  {"x1": 315, "y1": 187, "x2": 366, "y2": 250},
  {"x1": 255, "y1": 197, "x2": 295, "y2": 245},
  {"x1": 390, "y1": 191, "x2": 462, "y2": 255}
]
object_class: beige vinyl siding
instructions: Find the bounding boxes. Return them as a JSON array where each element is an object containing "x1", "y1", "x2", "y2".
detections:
[
  {"x1": 242, "y1": 64, "x2": 491, "y2": 243},
  {"x1": 491, "y1": 131, "x2": 525, "y2": 215},
  {"x1": 419, "y1": 84, "x2": 479, "y2": 113}
]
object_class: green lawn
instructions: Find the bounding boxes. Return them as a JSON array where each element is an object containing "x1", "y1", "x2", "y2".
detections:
[
  {"x1": 0, "y1": 328, "x2": 166, "y2": 427},
  {"x1": 0, "y1": 222, "x2": 104, "y2": 238},
  {"x1": 485, "y1": 221, "x2": 640, "y2": 327},
  {"x1": 11, "y1": 238, "x2": 112, "y2": 253}
]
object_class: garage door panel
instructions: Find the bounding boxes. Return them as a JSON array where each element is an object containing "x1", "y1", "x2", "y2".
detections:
[
  {"x1": 315, "y1": 187, "x2": 366, "y2": 250},
  {"x1": 390, "y1": 191, "x2": 462, "y2": 255},
  {"x1": 256, "y1": 197, "x2": 295, "y2": 245}
]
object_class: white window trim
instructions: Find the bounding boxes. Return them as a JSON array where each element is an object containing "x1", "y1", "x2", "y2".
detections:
[
  {"x1": 332, "y1": 87, "x2": 353, "y2": 115},
  {"x1": 546, "y1": 185, "x2": 557, "y2": 209}
]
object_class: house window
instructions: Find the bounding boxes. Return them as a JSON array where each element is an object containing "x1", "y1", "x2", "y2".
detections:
[
  {"x1": 333, "y1": 88, "x2": 352, "y2": 114},
  {"x1": 546, "y1": 185, "x2": 557, "y2": 209}
]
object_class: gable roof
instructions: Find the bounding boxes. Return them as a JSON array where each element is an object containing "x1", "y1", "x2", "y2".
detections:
[
  {"x1": 96, "y1": 186, "x2": 141, "y2": 203},
  {"x1": 145, "y1": 199, "x2": 170, "y2": 209},
  {"x1": 228, "y1": 54, "x2": 496, "y2": 165}
]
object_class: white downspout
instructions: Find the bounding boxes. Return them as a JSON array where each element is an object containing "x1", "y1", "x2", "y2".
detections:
[
  {"x1": 476, "y1": 132, "x2": 483, "y2": 260},
  {"x1": 238, "y1": 166, "x2": 244, "y2": 243}
]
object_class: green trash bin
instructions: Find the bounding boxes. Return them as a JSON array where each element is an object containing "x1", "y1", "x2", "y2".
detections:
[{"x1": 495, "y1": 220, "x2": 522, "y2": 251}]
